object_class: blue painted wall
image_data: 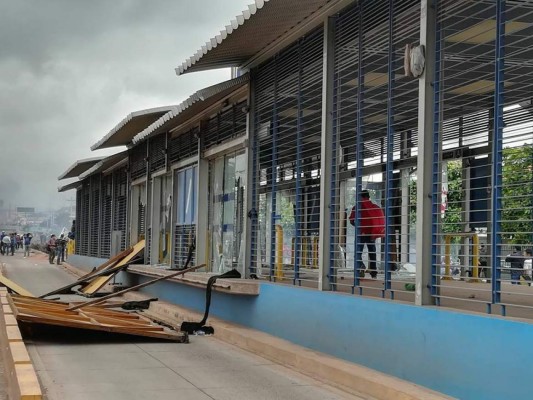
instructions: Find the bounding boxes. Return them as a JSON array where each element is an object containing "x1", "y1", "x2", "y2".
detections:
[
  {"x1": 133, "y1": 275, "x2": 532, "y2": 400},
  {"x1": 67, "y1": 255, "x2": 108, "y2": 272}
]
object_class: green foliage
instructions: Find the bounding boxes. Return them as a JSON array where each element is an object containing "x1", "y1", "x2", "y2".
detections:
[{"x1": 501, "y1": 145, "x2": 533, "y2": 244}]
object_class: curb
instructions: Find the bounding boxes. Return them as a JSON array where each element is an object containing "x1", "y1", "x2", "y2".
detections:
[
  {"x1": 124, "y1": 291, "x2": 455, "y2": 400},
  {"x1": 61, "y1": 261, "x2": 453, "y2": 400},
  {"x1": 0, "y1": 288, "x2": 42, "y2": 400}
]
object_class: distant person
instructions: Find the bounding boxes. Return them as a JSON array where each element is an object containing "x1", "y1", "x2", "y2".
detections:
[
  {"x1": 23, "y1": 233, "x2": 32, "y2": 258},
  {"x1": 9, "y1": 234, "x2": 15, "y2": 256},
  {"x1": 2, "y1": 234, "x2": 10, "y2": 256},
  {"x1": 349, "y1": 190, "x2": 385, "y2": 279},
  {"x1": 506, "y1": 246, "x2": 524, "y2": 285},
  {"x1": 47, "y1": 234, "x2": 57, "y2": 264},
  {"x1": 69, "y1": 220, "x2": 76, "y2": 240},
  {"x1": 56, "y1": 234, "x2": 66, "y2": 265},
  {"x1": 478, "y1": 245, "x2": 488, "y2": 280}
]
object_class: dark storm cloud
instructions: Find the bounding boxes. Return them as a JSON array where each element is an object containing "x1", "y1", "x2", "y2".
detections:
[{"x1": 0, "y1": 0, "x2": 251, "y2": 210}]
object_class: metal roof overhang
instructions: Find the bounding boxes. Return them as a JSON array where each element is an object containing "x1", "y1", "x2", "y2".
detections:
[
  {"x1": 176, "y1": 0, "x2": 349, "y2": 75},
  {"x1": 58, "y1": 180, "x2": 82, "y2": 193},
  {"x1": 132, "y1": 74, "x2": 249, "y2": 144},
  {"x1": 91, "y1": 106, "x2": 175, "y2": 151},
  {"x1": 78, "y1": 150, "x2": 129, "y2": 180},
  {"x1": 58, "y1": 157, "x2": 105, "y2": 180}
]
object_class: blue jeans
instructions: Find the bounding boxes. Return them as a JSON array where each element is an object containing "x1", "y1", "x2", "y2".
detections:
[
  {"x1": 511, "y1": 269, "x2": 523, "y2": 284},
  {"x1": 357, "y1": 235, "x2": 377, "y2": 277}
]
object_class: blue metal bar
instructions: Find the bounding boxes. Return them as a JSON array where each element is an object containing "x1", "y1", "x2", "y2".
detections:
[
  {"x1": 294, "y1": 43, "x2": 303, "y2": 285},
  {"x1": 353, "y1": 0, "x2": 365, "y2": 288},
  {"x1": 431, "y1": 0, "x2": 442, "y2": 300},
  {"x1": 330, "y1": 68, "x2": 339, "y2": 291},
  {"x1": 491, "y1": 0, "x2": 505, "y2": 305},
  {"x1": 384, "y1": 0, "x2": 395, "y2": 294},
  {"x1": 270, "y1": 58, "x2": 279, "y2": 281},
  {"x1": 251, "y1": 117, "x2": 258, "y2": 277}
]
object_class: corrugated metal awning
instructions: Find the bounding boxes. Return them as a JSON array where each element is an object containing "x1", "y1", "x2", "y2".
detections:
[
  {"x1": 79, "y1": 150, "x2": 129, "y2": 180},
  {"x1": 58, "y1": 180, "x2": 82, "y2": 193},
  {"x1": 91, "y1": 106, "x2": 175, "y2": 151},
  {"x1": 58, "y1": 157, "x2": 105, "y2": 180},
  {"x1": 132, "y1": 74, "x2": 249, "y2": 145},
  {"x1": 176, "y1": 0, "x2": 335, "y2": 75}
]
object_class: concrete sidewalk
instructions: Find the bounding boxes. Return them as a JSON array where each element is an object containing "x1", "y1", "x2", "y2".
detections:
[{"x1": 2, "y1": 249, "x2": 366, "y2": 400}]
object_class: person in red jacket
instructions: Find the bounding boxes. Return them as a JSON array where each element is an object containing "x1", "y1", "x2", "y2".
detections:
[{"x1": 349, "y1": 190, "x2": 385, "y2": 278}]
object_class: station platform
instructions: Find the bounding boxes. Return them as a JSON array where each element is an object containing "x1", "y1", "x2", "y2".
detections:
[{"x1": 1, "y1": 249, "x2": 452, "y2": 400}]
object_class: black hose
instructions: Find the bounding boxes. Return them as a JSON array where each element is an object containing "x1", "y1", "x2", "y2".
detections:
[{"x1": 180, "y1": 268, "x2": 241, "y2": 334}]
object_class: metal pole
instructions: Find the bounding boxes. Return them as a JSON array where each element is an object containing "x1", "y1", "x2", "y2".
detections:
[
  {"x1": 319, "y1": 16, "x2": 336, "y2": 291},
  {"x1": 491, "y1": 0, "x2": 505, "y2": 307},
  {"x1": 270, "y1": 58, "x2": 279, "y2": 281},
  {"x1": 415, "y1": 0, "x2": 438, "y2": 306},
  {"x1": 353, "y1": 0, "x2": 365, "y2": 293},
  {"x1": 384, "y1": 0, "x2": 395, "y2": 295}
]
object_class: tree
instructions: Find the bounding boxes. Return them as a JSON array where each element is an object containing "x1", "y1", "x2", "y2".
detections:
[
  {"x1": 501, "y1": 145, "x2": 533, "y2": 244},
  {"x1": 409, "y1": 160, "x2": 463, "y2": 240}
]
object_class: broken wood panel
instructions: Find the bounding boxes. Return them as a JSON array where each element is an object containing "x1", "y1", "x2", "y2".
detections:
[
  {"x1": 80, "y1": 276, "x2": 114, "y2": 295},
  {"x1": 80, "y1": 239, "x2": 146, "y2": 296},
  {"x1": 79, "y1": 246, "x2": 134, "y2": 280},
  {"x1": 8, "y1": 294, "x2": 184, "y2": 342}
]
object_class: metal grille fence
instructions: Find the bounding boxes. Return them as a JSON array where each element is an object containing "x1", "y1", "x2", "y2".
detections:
[
  {"x1": 79, "y1": 181, "x2": 90, "y2": 256},
  {"x1": 174, "y1": 224, "x2": 196, "y2": 269},
  {"x1": 169, "y1": 128, "x2": 198, "y2": 164},
  {"x1": 252, "y1": 27, "x2": 324, "y2": 285},
  {"x1": 431, "y1": 0, "x2": 533, "y2": 318},
  {"x1": 112, "y1": 167, "x2": 128, "y2": 252},
  {"x1": 203, "y1": 101, "x2": 247, "y2": 149},
  {"x1": 130, "y1": 142, "x2": 147, "y2": 181},
  {"x1": 149, "y1": 133, "x2": 167, "y2": 173},
  {"x1": 75, "y1": 188, "x2": 82, "y2": 255},
  {"x1": 100, "y1": 174, "x2": 113, "y2": 258},
  {"x1": 89, "y1": 174, "x2": 101, "y2": 257},
  {"x1": 328, "y1": 0, "x2": 420, "y2": 299}
]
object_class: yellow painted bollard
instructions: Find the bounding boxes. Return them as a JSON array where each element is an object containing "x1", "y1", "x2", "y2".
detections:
[
  {"x1": 291, "y1": 237, "x2": 296, "y2": 266},
  {"x1": 313, "y1": 237, "x2": 319, "y2": 269},
  {"x1": 275, "y1": 225, "x2": 284, "y2": 279},
  {"x1": 471, "y1": 234, "x2": 479, "y2": 282},
  {"x1": 301, "y1": 237, "x2": 308, "y2": 267}
]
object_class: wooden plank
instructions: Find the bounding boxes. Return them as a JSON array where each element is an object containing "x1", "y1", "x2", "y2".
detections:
[
  {"x1": 80, "y1": 276, "x2": 114, "y2": 295},
  {"x1": 80, "y1": 240, "x2": 146, "y2": 295},
  {"x1": 67, "y1": 264, "x2": 205, "y2": 311},
  {"x1": 0, "y1": 273, "x2": 34, "y2": 297},
  {"x1": 38, "y1": 245, "x2": 138, "y2": 298},
  {"x1": 79, "y1": 246, "x2": 134, "y2": 279}
]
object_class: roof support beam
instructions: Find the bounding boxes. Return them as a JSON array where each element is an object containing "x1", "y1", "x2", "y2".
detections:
[{"x1": 416, "y1": 0, "x2": 438, "y2": 306}]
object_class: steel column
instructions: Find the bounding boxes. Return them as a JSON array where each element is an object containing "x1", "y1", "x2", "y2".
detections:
[
  {"x1": 491, "y1": 0, "x2": 505, "y2": 307},
  {"x1": 384, "y1": 0, "x2": 395, "y2": 295},
  {"x1": 415, "y1": 0, "x2": 438, "y2": 306},
  {"x1": 319, "y1": 16, "x2": 336, "y2": 291},
  {"x1": 353, "y1": 0, "x2": 365, "y2": 292},
  {"x1": 270, "y1": 59, "x2": 279, "y2": 281}
]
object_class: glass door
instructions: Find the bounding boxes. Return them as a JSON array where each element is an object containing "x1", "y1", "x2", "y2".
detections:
[{"x1": 210, "y1": 151, "x2": 246, "y2": 273}]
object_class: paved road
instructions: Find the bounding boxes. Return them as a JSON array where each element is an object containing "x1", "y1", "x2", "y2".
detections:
[{"x1": 2, "y1": 249, "x2": 365, "y2": 400}]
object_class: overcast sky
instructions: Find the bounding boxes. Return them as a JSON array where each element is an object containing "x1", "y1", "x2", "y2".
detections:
[{"x1": 0, "y1": 0, "x2": 252, "y2": 211}]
